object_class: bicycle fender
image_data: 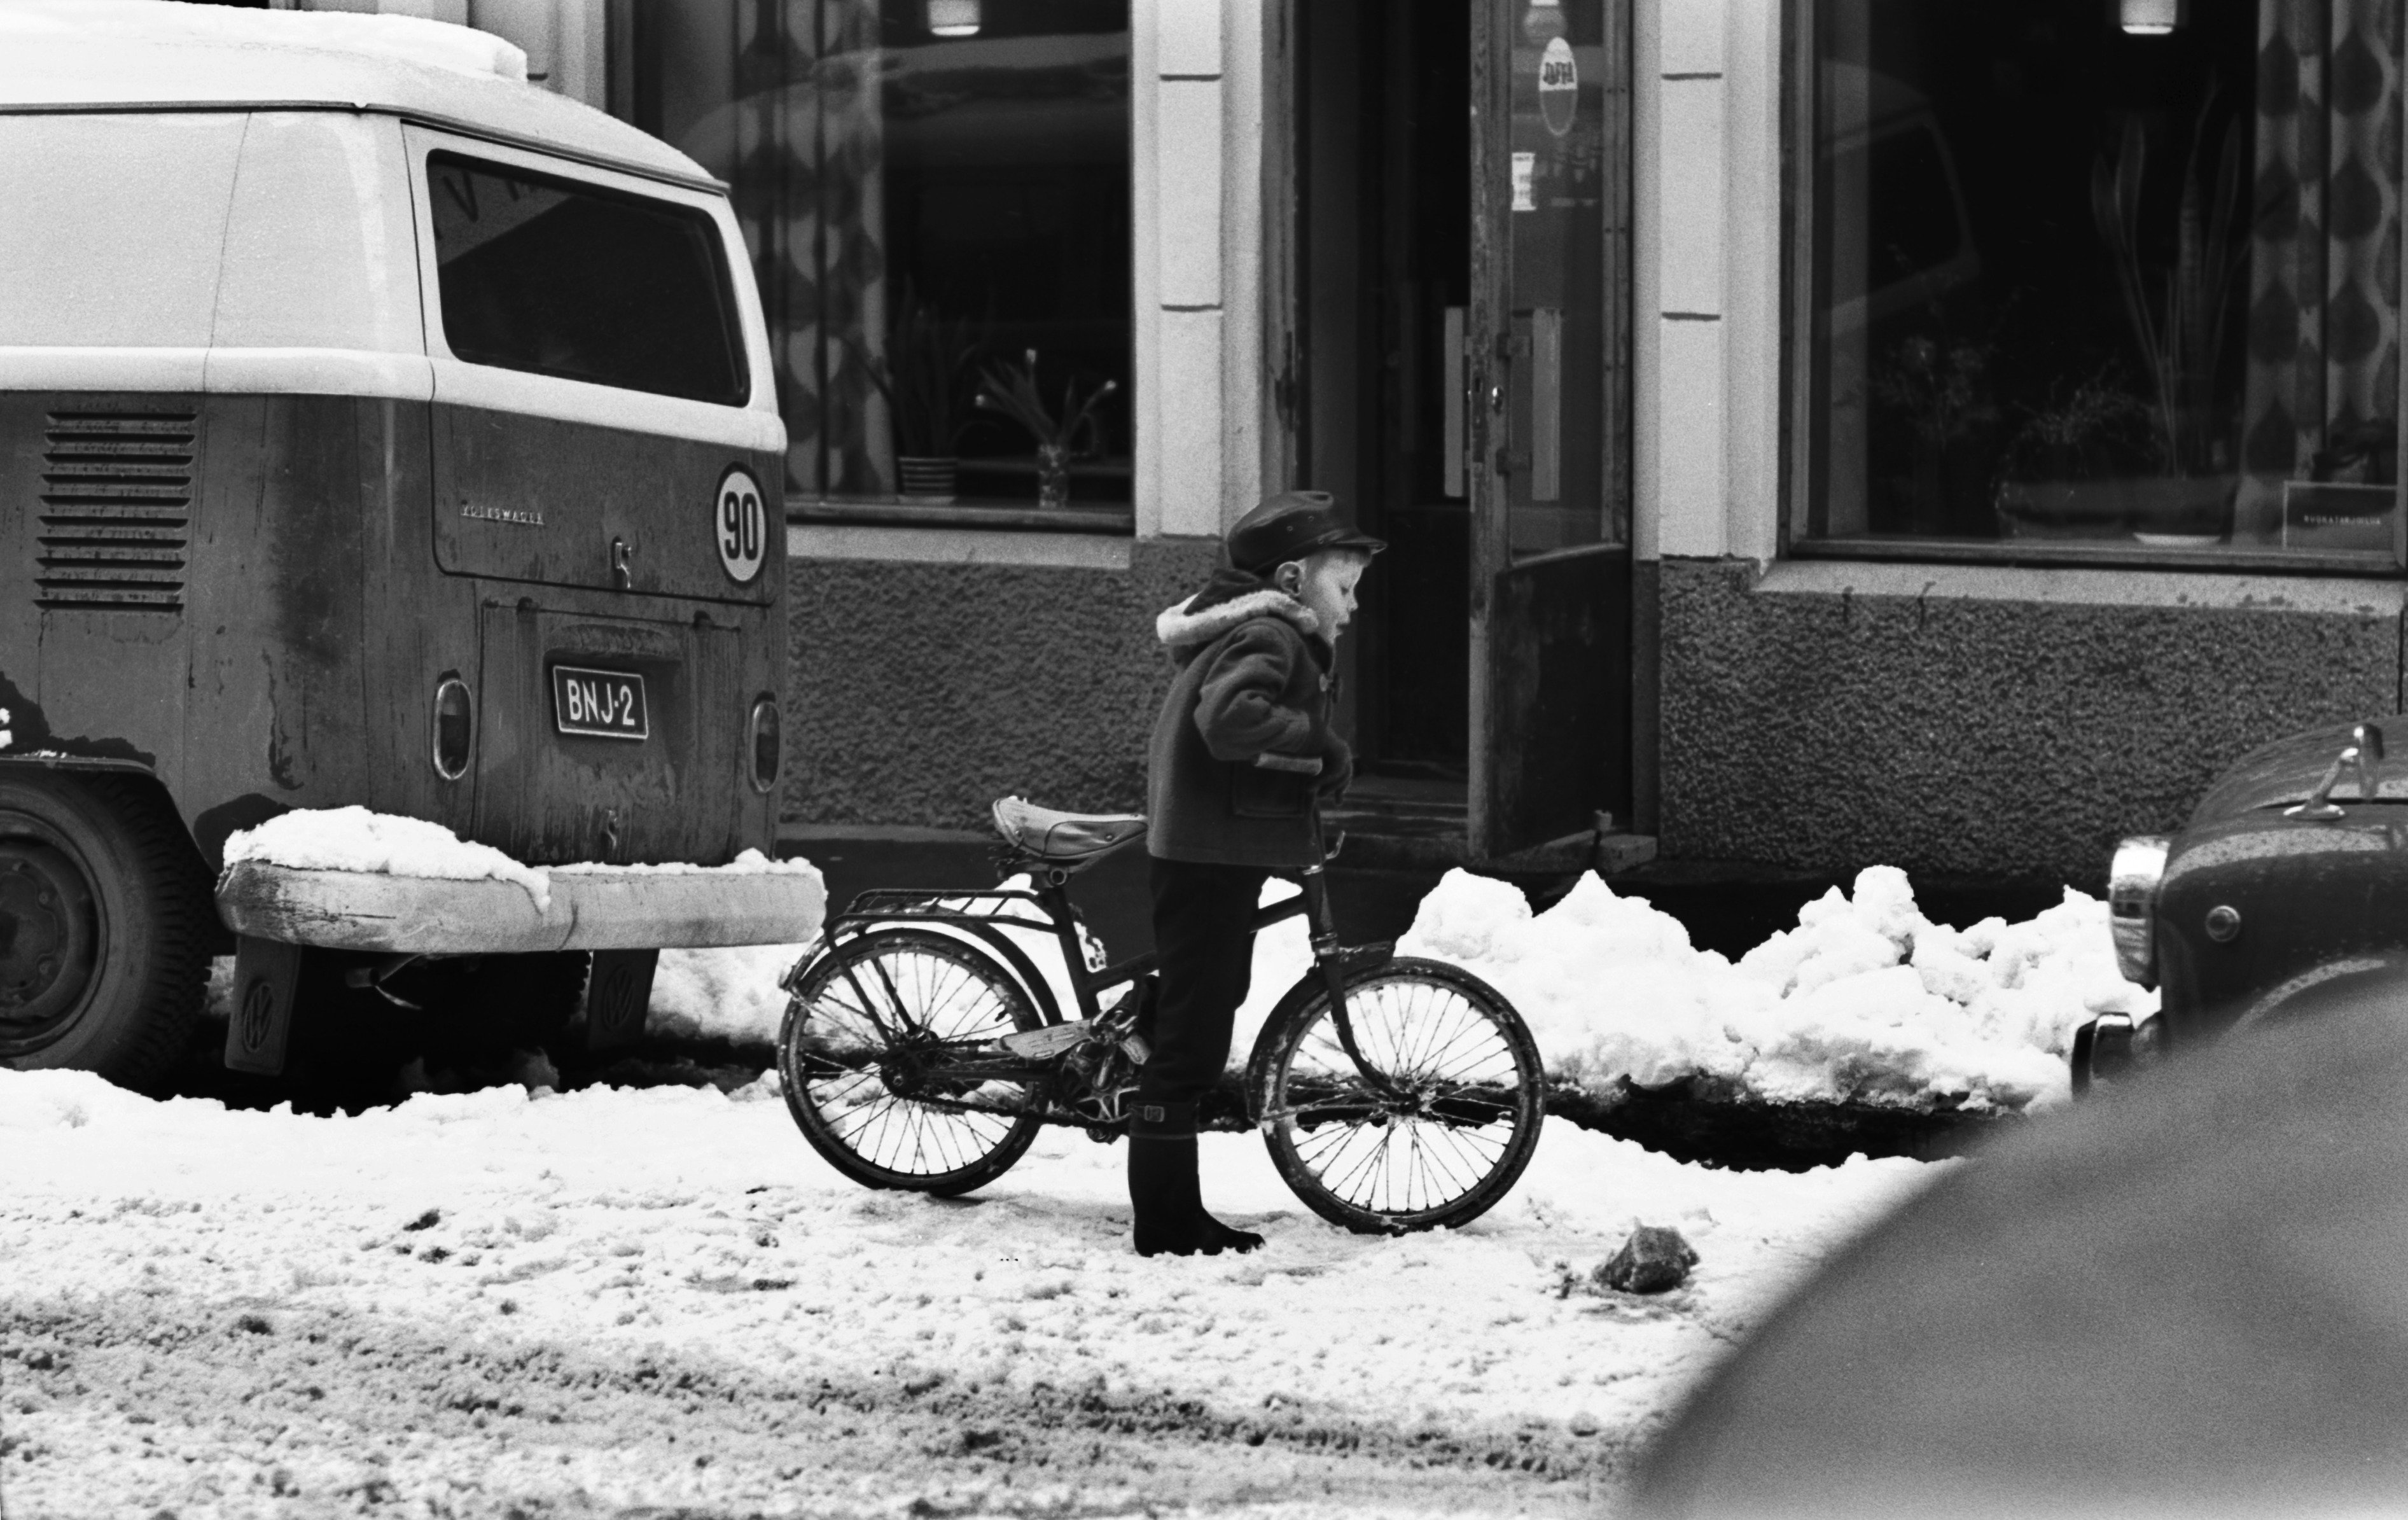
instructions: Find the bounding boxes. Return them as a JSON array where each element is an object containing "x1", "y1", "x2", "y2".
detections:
[
  {"x1": 1240, "y1": 954, "x2": 1512, "y2": 1126},
  {"x1": 942, "y1": 919, "x2": 1067, "y2": 1028},
  {"x1": 1241, "y1": 975, "x2": 1325, "y2": 1126},
  {"x1": 790, "y1": 919, "x2": 1067, "y2": 1032}
]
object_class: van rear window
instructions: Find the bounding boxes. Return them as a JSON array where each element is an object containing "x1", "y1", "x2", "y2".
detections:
[{"x1": 428, "y1": 153, "x2": 748, "y2": 407}]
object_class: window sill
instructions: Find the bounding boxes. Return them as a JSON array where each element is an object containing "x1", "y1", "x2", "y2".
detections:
[
  {"x1": 786, "y1": 499, "x2": 1134, "y2": 535},
  {"x1": 1789, "y1": 536, "x2": 2400, "y2": 578}
]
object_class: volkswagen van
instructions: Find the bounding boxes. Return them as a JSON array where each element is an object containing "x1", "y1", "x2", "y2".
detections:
[{"x1": 0, "y1": 6, "x2": 806, "y2": 1089}]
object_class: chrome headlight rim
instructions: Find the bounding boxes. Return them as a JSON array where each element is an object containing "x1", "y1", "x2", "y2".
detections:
[{"x1": 2108, "y1": 833, "x2": 2170, "y2": 987}]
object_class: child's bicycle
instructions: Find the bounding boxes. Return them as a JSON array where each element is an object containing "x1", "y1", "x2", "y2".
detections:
[{"x1": 774, "y1": 797, "x2": 1545, "y2": 1234}]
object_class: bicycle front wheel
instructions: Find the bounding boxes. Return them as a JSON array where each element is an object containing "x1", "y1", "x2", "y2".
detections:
[
  {"x1": 1247, "y1": 957, "x2": 1543, "y2": 1234},
  {"x1": 777, "y1": 928, "x2": 1045, "y2": 1196}
]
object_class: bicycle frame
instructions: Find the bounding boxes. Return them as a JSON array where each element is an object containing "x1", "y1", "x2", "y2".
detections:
[{"x1": 797, "y1": 809, "x2": 1394, "y2": 1095}]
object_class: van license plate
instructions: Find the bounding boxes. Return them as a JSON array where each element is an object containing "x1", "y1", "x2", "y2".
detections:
[{"x1": 552, "y1": 666, "x2": 649, "y2": 741}]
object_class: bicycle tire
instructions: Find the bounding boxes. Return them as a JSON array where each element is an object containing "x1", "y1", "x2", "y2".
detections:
[
  {"x1": 777, "y1": 928, "x2": 1047, "y2": 1196},
  {"x1": 1246, "y1": 956, "x2": 1544, "y2": 1234}
]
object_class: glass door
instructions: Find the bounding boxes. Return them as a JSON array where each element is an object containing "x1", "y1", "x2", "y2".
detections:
[{"x1": 1466, "y1": 0, "x2": 1633, "y2": 858}]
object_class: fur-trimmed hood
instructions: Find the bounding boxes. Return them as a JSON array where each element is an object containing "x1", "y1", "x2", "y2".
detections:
[{"x1": 1155, "y1": 567, "x2": 1321, "y2": 651}]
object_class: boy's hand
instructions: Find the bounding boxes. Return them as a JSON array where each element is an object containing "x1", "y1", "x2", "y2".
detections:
[{"x1": 1314, "y1": 733, "x2": 1353, "y2": 802}]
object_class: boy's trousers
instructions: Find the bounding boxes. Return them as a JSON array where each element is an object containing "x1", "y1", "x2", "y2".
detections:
[{"x1": 1139, "y1": 856, "x2": 1270, "y2": 1109}]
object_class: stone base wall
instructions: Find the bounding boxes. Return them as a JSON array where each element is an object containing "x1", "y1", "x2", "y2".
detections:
[
  {"x1": 1658, "y1": 557, "x2": 2407, "y2": 884},
  {"x1": 782, "y1": 539, "x2": 1220, "y2": 831}
]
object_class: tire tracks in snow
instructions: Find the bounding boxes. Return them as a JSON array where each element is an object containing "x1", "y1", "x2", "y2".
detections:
[{"x1": 0, "y1": 1290, "x2": 1627, "y2": 1517}]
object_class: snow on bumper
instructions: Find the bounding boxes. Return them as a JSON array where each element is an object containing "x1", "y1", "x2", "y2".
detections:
[{"x1": 214, "y1": 860, "x2": 826, "y2": 955}]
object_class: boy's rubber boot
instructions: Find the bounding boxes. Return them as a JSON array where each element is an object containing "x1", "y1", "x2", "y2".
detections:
[
  {"x1": 1196, "y1": 1203, "x2": 1265, "y2": 1255},
  {"x1": 1127, "y1": 1100, "x2": 1262, "y2": 1257}
]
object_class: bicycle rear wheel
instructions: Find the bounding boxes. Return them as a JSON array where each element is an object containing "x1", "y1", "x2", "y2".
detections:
[
  {"x1": 1246, "y1": 957, "x2": 1543, "y2": 1234},
  {"x1": 778, "y1": 928, "x2": 1046, "y2": 1196}
]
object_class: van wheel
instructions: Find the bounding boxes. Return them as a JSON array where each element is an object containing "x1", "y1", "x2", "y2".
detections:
[{"x1": 0, "y1": 772, "x2": 212, "y2": 1091}]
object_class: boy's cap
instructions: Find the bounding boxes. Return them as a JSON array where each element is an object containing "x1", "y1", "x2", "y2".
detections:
[{"x1": 1227, "y1": 491, "x2": 1386, "y2": 574}]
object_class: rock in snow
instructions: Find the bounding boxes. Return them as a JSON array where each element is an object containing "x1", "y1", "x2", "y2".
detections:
[{"x1": 1597, "y1": 1225, "x2": 1701, "y2": 1295}]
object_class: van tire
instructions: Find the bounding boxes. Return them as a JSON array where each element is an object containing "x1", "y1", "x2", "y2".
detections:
[{"x1": 0, "y1": 771, "x2": 212, "y2": 1092}]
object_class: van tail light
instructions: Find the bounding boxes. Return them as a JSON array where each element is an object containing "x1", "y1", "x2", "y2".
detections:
[
  {"x1": 748, "y1": 695, "x2": 782, "y2": 794},
  {"x1": 432, "y1": 676, "x2": 474, "y2": 781}
]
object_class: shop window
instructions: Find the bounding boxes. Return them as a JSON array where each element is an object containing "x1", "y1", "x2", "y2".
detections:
[
  {"x1": 622, "y1": 0, "x2": 1132, "y2": 514},
  {"x1": 1797, "y1": 1, "x2": 2405, "y2": 564}
]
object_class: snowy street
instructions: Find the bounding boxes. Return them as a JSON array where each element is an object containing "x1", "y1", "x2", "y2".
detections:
[
  {"x1": 1, "y1": 1069, "x2": 1934, "y2": 1517},
  {"x1": 6, "y1": 854, "x2": 2138, "y2": 1517}
]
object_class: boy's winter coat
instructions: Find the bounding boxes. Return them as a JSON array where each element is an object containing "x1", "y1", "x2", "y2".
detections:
[{"x1": 1147, "y1": 568, "x2": 1350, "y2": 867}]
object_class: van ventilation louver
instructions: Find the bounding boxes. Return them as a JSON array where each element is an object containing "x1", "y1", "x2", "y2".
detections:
[{"x1": 38, "y1": 411, "x2": 195, "y2": 613}]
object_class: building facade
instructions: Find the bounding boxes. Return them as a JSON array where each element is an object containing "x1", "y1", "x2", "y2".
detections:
[{"x1": 302, "y1": 0, "x2": 2408, "y2": 887}]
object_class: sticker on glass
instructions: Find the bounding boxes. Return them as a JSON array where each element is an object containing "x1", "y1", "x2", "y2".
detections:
[
  {"x1": 1539, "y1": 36, "x2": 1578, "y2": 137},
  {"x1": 1511, "y1": 151, "x2": 1537, "y2": 213},
  {"x1": 716, "y1": 466, "x2": 766, "y2": 584}
]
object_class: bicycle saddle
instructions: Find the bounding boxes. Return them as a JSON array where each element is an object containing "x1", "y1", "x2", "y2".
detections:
[{"x1": 991, "y1": 795, "x2": 1148, "y2": 868}]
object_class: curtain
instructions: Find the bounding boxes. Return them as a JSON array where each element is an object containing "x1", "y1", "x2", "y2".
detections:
[
  {"x1": 2241, "y1": 0, "x2": 2403, "y2": 527},
  {"x1": 700, "y1": 0, "x2": 892, "y2": 497}
]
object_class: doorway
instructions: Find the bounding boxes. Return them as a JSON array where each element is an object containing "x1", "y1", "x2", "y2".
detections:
[
  {"x1": 1293, "y1": 0, "x2": 1633, "y2": 860},
  {"x1": 1298, "y1": 0, "x2": 1472, "y2": 789}
]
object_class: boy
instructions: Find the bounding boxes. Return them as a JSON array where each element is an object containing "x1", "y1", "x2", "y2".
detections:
[{"x1": 1132, "y1": 490, "x2": 1382, "y2": 1257}]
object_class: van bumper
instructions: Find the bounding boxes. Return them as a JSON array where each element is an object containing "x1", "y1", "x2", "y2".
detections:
[{"x1": 214, "y1": 860, "x2": 826, "y2": 955}]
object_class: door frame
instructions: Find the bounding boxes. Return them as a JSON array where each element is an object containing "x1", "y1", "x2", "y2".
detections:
[
  {"x1": 1465, "y1": 0, "x2": 1636, "y2": 860},
  {"x1": 1465, "y1": 0, "x2": 1512, "y2": 854}
]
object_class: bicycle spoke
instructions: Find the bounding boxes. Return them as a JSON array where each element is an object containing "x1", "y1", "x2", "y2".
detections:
[
  {"x1": 788, "y1": 935, "x2": 1041, "y2": 1188},
  {"x1": 1266, "y1": 968, "x2": 1543, "y2": 1227}
]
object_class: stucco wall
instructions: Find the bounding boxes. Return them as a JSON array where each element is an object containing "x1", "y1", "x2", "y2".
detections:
[
  {"x1": 1659, "y1": 557, "x2": 2408, "y2": 884},
  {"x1": 783, "y1": 538, "x2": 1220, "y2": 830}
]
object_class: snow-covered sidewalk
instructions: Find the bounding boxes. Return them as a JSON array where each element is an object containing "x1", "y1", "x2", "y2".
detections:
[{"x1": 1, "y1": 1069, "x2": 1935, "y2": 1517}]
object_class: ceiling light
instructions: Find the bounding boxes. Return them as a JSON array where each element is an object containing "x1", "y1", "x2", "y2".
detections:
[
  {"x1": 2117, "y1": 0, "x2": 2186, "y2": 35},
  {"x1": 926, "y1": 0, "x2": 981, "y2": 38}
]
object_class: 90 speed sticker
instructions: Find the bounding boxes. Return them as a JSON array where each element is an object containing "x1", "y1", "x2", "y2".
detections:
[{"x1": 716, "y1": 466, "x2": 767, "y2": 584}]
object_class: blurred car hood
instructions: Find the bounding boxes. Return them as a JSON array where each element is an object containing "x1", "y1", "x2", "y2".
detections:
[{"x1": 2186, "y1": 721, "x2": 2403, "y2": 823}]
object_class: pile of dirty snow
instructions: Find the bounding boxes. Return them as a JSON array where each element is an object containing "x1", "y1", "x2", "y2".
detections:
[
  {"x1": 220, "y1": 811, "x2": 2135, "y2": 1115},
  {"x1": 1378, "y1": 865, "x2": 2149, "y2": 1112},
  {"x1": 674, "y1": 865, "x2": 2143, "y2": 1113},
  {"x1": 648, "y1": 943, "x2": 811, "y2": 1046}
]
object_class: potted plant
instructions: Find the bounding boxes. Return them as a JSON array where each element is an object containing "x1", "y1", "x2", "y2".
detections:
[
  {"x1": 2087, "y1": 86, "x2": 2248, "y2": 540},
  {"x1": 1993, "y1": 366, "x2": 2159, "y2": 538},
  {"x1": 859, "y1": 293, "x2": 981, "y2": 502},
  {"x1": 973, "y1": 350, "x2": 1118, "y2": 510},
  {"x1": 1872, "y1": 333, "x2": 1996, "y2": 535}
]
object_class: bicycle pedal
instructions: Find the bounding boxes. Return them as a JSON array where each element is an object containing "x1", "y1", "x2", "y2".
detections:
[
  {"x1": 1120, "y1": 1033, "x2": 1150, "y2": 1065},
  {"x1": 1001, "y1": 1021, "x2": 1090, "y2": 1060}
]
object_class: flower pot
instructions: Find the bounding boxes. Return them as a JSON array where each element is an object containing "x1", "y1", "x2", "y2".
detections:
[
  {"x1": 1994, "y1": 475, "x2": 2236, "y2": 543},
  {"x1": 1036, "y1": 444, "x2": 1071, "y2": 510},
  {"x1": 2122, "y1": 474, "x2": 2236, "y2": 543},
  {"x1": 1994, "y1": 479, "x2": 2132, "y2": 540},
  {"x1": 897, "y1": 456, "x2": 957, "y2": 503}
]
